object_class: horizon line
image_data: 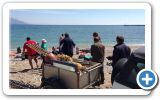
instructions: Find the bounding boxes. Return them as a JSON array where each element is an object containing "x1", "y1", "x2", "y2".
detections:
[{"x1": 11, "y1": 24, "x2": 145, "y2": 26}]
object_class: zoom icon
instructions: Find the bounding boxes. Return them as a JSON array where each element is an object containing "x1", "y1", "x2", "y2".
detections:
[{"x1": 136, "y1": 69, "x2": 158, "y2": 90}]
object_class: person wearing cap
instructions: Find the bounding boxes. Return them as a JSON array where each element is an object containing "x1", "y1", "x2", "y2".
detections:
[
  {"x1": 41, "y1": 39, "x2": 47, "y2": 50},
  {"x1": 40, "y1": 39, "x2": 48, "y2": 68},
  {"x1": 91, "y1": 36, "x2": 105, "y2": 84},
  {"x1": 107, "y1": 36, "x2": 131, "y2": 68}
]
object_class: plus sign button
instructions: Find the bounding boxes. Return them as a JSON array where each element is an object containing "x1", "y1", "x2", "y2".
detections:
[{"x1": 136, "y1": 69, "x2": 158, "y2": 90}]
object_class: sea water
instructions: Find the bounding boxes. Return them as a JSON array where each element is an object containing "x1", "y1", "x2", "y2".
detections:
[{"x1": 10, "y1": 25, "x2": 144, "y2": 49}]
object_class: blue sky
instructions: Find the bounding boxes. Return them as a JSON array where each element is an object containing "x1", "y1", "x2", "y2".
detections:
[{"x1": 10, "y1": 9, "x2": 145, "y2": 25}]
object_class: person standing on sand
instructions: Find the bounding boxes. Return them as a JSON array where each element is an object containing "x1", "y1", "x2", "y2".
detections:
[
  {"x1": 23, "y1": 37, "x2": 39, "y2": 69},
  {"x1": 59, "y1": 34, "x2": 64, "y2": 52},
  {"x1": 60, "y1": 33, "x2": 75, "y2": 57},
  {"x1": 40, "y1": 39, "x2": 47, "y2": 68},
  {"x1": 107, "y1": 36, "x2": 131, "y2": 68},
  {"x1": 91, "y1": 37, "x2": 105, "y2": 84}
]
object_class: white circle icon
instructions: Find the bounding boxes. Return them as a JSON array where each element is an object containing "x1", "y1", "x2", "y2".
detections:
[{"x1": 136, "y1": 69, "x2": 158, "y2": 90}]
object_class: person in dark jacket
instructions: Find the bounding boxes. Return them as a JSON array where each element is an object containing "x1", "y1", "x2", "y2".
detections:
[
  {"x1": 60, "y1": 33, "x2": 75, "y2": 57},
  {"x1": 107, "y1": 36, "x2": 131, "y2": 68},
  {"x1": 91, "y1": 37, "x2": 105, "y2": 84}
]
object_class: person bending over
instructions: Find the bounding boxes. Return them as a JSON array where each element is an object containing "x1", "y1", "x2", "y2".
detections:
[{"x1": 23, "y1": 37, "x2": 39, "y2": 69}]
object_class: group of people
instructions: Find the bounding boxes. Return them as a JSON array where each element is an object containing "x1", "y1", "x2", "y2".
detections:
[
  {"x1": 22, "y1": 32, "x2": 131, "y2": 85},
  {"x1": 90, "y1": 32, "x2": 130, "y2": 84},
  {"x1": 22, "y1": 33, "x2": 76, "y2": 69}
]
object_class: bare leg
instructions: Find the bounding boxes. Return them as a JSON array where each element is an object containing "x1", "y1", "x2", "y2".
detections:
[
  {"x1": 33, "y1": 56, "x2": 38, "y2": 68},
  {"x1": 41, "y1": 61, "x2": 44, "y2": 69},
  {"x1": 28, "y1": 56, "x2": 33, "y2": 69}
]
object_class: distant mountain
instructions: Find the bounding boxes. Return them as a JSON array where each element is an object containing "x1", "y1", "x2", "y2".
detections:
[{"x1": 10, "y1": 18, "x2": 27, "y2": 25}]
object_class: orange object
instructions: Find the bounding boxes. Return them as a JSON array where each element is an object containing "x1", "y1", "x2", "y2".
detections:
[{"x1": 46, "y1": 53, "x2": 58, "y2": 60}]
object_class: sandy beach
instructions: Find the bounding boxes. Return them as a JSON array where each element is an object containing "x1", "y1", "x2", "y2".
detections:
[{"x1": 9, "y1": 45, "x2": 143, "y2": 89}]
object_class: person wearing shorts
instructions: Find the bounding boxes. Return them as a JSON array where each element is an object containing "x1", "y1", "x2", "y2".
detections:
[{"x1": 23, "y1": 37, "x2": 39, "y2": 69}]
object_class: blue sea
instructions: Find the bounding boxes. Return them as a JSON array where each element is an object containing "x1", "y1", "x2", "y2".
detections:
[{"x1": 10, "y1": 25, "x2": 145, "y2": 49}]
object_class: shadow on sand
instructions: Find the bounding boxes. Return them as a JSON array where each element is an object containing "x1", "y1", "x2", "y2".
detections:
[{"x1": 10, "y1": 68, "x2": 42, "y2": 74}]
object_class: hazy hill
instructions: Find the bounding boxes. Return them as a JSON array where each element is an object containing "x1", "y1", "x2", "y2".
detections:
[{"x1": 10, "y1": 18, "x2": 27, "y2": 25}]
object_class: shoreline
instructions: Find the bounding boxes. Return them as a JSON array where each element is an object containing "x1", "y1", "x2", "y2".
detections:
[{"x1": 10, "y1": 44, "x2": 144, "y2": 51}]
